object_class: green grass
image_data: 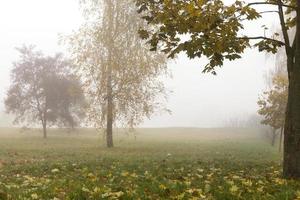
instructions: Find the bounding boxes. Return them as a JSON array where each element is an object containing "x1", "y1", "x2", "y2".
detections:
[{"x1": 0, "y1": 127, "x2": 299, "y2": 200}]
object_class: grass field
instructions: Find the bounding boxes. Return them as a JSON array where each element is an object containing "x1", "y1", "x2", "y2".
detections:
[{"x1": 0, "y1": 127, "x2": 299, "y2": 200}]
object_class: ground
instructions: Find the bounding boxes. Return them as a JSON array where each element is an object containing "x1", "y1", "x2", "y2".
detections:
[{"x1": 0, "y1": 127, "x2": 299, "y2": 200}]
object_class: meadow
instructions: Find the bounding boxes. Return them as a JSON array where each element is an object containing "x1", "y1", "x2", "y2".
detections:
[{"x1": 0, "y1": 127, "x2": 299, "y2": 200}]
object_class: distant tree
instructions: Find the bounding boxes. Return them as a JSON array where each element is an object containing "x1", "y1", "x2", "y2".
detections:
[
  {"x1": 224, "y1": 114, "x2": 263, "y2": 128},
  {"x1": 68, "y1": 0, "x2": 169, "y2": 147},
  {"x1": 257, "y1": 74, "x2": 288, "y2": 150},
  {"x1": 135, "y1": 0, "x2": 299, "y2": 178},
  {"x1": 5, "y1": 46, "x2": 86, "y2": 138},
  {"x1": 49, "y1": 75, "x2": 87, "y2": 130},
  {"x1": 261, "y1": 29, "x2": 289, "y2": 151}
]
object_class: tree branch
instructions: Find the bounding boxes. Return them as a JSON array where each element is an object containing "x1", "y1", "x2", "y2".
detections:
[
  {"x1": 259, "y1": 11, "x2": 279, "y2": 15},
  {"x1": 238, "y1": 11, "x2": 279, "y2": 21},
  {"x1": 247, "y1": 2, "x2": 297, "y2": 10},
  {"x1": 277, "y1": 0, "x2": 291, "y2": 54},
  {"x1": 238, "y1": 36, "x2": 286, "y2": 46}
]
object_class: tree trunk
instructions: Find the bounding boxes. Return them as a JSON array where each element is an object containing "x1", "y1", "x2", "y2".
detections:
[
  {"x1": 106, "y1": 78, "x2": 113, "y2": 148},
  {"x1": 279, "y1": 127, "x2": 283, "y2": 153},
  {"x1": 283, "y1": 75, "x2": 300, "y2": 178},
  {"x1": 106, "y1": 0, "x2": 114, "y2": 148},
  {"x1": 283, "y1": 4, "x2": 300, "y2": 178},
  {"x1": 271, "y1": 129, "x2": 277, "y2": 146},
  {"x1": 42, "y1": 121, "x2": 47, "y2": 139}
]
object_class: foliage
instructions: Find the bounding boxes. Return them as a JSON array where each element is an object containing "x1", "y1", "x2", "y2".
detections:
[
  {"x1": 5, "y1": 46, "x2": 86, "y2": 135},
  {"x1": 135, "y1": 0, "x2": 297, "y2": 74},
  {"x1": 67, "y1": 0, "x2": 170, "y2": 130},
  {"x1": 52, "y1": 76, "x2": 87, "y2": 129},
  {"x1": 257, "y1": 74, "x2": 288, "y2": 130},
  {"x1": 0, "y1": 128, "x2": 299, "y2": 199},
  {"x1": 135, "y1": 0, "x2": 300, "y2": 178}
]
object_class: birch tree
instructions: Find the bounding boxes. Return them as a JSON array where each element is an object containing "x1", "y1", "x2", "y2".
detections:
[{"x1": 68, "y1": 0, "x2": 169, "y2": 147}]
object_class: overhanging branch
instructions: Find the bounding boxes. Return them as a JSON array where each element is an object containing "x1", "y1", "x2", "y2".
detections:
[
  {"x1": 247, "y1": 2, "x2": 297, "y2": 10},
  {"x1": 238, "y1": 36, "x2": 286, "y2": 46},
  {"x1": 238, "y1": 10, "x2": 279, "y2": 21},
  {"x1": 258, "y1": 11, "x2": 279, "y2": 15}
]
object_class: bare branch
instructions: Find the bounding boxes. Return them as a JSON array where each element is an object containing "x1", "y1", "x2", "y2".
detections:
[{"x1": 259, "y1": 11, "x2": 279, "y2": 15}]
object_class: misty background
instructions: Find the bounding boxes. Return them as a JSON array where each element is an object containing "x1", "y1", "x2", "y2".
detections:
[{"x1": 0, "y1": 0, "x2": 277, "y2": 128}]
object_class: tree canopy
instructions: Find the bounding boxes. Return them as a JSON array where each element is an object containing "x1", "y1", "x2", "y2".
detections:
[
  {"x1": 258, "y1": 74, "x2": 288, "y2": 130},
  {"x1": 68, "y1": 0, "x2": 170, "y2": 147},
  {"x1": 135, "y1": 0, "x2": 300, "y2": 178},
  {"x1": 136, "y1": 0, "x2": 296, "y2": 74},
  {"x1": 5, "y1": 46, "x2": 86, "y2": 138}
]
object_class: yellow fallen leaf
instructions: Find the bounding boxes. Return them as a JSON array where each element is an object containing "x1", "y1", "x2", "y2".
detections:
[
  {"x1": 295, "y1": 190, "x2": 300, "y2": 200},
  {"x1": 51, "y1": 168, "x2": 60, "y2": 173},
  {"x1": 121, "y1": 171, "x2": 129, "y2": 177},
  {"x1": 230, "y1": 185, "x2": 239, "y2": 193},
  {"x1": 159, "y1": 184, "x2": 167, "y2": 190},
  {"x1": 31, "y1": 193, "x2": 38, "y2": 200}
]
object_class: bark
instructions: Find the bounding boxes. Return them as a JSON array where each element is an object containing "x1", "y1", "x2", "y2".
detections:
[
  {"x1": 283, "y1": 2, "x2": 300, "y2": 178},
  {"x1": 279, "y1": 127, "x2": 283, "y2": 153},
  {"x1": 283, "y1": 69, "x2": 300, "y2": 178},
  {"x1": 106, "y1": 71, "x2": 113, "y2": 148},
  {"x1": 271, "y1": 129, "x2": 277, "y2": 146},
  {"x1": 42, "y1": 120, "x2": 47, "y2": 139},
  {"x1": 106, "y1": 0, "x2": 114, "y2": 148}
]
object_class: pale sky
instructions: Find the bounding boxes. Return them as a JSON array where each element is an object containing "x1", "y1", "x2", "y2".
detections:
[{"x1": 0, "y1": 0, "x2": 278, "y2": 127}]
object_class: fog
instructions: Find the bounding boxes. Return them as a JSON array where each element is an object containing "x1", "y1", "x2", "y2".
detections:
[
  {"x1": 0, "y1": 0, "x2": 277, "y2": 128},
  {"x1": 1, "y1": 1, "x2": 299, "y2": 196}
]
